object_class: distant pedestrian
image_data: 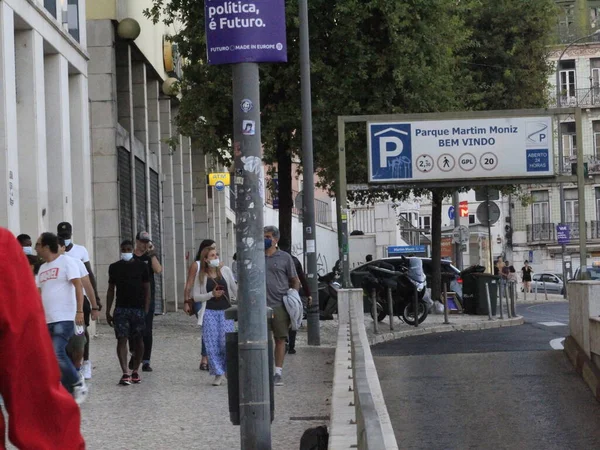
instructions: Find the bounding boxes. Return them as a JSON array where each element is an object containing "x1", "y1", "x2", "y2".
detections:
[
  {"x1": 58, "y1": 221, "x2": 101, "y2": 380},
  {"x1": 264, "y1": 226, "x2": 300, "y2": 386},
  {"x1": 184, "y1": 239, "x2": 217, "y2": 371},
  {"x1": 35, "y1": 232, "x2": 88, "y2": 404},
  {"x1": 521, "y1": 261, "x2": 533, "y2": 293},
  {"x1": 16, "y1": 233, "x2": 41, "y2": 273},
  {"x1": 105, "y1": 240, "x2": 150, "y2": 386},
  {"x1": 129, "y1": 231, "x2": 162, "y2": 372},
  {"x1": 366, "y1": 254, "x2": 373, "y2": 263},
  {"x1": 184, "y1": 245, "x2": 237, "y2": 386},
  {"x1": 0, "y1": 227, "x2": 85, "y2": 449}
]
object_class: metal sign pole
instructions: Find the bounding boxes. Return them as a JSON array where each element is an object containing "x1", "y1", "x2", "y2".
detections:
[
  {"x1": 299, "y1": 0, "x2": 320, "y2": 345},
  {"x1": 576, "y1": 107, "x2": 588, "y2": 279},
  {"x1": 233, "y1": 63, "x2": 271, "y2": 449},
  {"x1": 453, "y1": 191, "x2": 463, "y2": 270},
  {"x1": 337, "y1": 117, "x2": 350, "y2": 287}
]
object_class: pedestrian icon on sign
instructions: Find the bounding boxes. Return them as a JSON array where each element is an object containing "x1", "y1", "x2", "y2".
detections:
[{"x1": 443, "y1": 157, "x2": 450, "y2": 168}]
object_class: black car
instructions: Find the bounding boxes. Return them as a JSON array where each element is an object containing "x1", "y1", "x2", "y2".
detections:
[{"x1": 350, "y1": 257, "x2": 463, "y2": 300}]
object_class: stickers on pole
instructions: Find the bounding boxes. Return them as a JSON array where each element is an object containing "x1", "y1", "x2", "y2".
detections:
[
  {"x1": 205, "y1": 0, "x2": 288, "y2": 65},
  {"x1": 367, "y1": 117, "x2": 553, "y2": 182}
]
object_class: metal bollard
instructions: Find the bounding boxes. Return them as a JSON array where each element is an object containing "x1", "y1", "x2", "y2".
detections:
[
  {"x1": 443, "y1": 283, "x2": 450, "y2": 325},
  {"x1": 543, "y1": 281, "x2": 548, "y2": 301},
  {"x1": 387, "y1": 287, "x2": 394, "y2": 331},
  {"x1": 485, "y1": 283, "x2": 493, "y2": 321},
  {"x1": 506, "y1": 283, "x2": 512, "y2": 319},
  {"x1": 371, "y1": 289, "x2": 379, "y2": 334},
  {"x1": 511, "y1": 283, "x2": 517, "y2": 317},
  {"x1": 498, "y1": 283, "x2": 504, "y2": 319},
  {"x1": 524, "y1": 283, "x2": 527, "y2": 302},
  {"x1": 534, "y1": 283, "x2": 538, "y2": 301}
]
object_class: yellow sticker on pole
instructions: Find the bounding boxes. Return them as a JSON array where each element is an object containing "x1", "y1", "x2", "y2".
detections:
[{"x1": 207, "y1": 172, "x2": 231, "y2": 186}]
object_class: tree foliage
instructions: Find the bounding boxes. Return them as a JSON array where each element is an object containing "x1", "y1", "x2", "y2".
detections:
[{"x1": 146, "y1": 0, "x2": 557, "y2": 300}]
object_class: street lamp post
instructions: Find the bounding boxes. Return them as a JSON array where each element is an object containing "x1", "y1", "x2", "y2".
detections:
[{"x1": 554, "y1": 30, "x2": 600, "y2": 285}]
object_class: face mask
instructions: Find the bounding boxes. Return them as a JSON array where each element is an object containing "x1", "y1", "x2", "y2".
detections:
[
  {"x1": 64, "y1": 239, "x2": 72, "y2": 247},
  {"x1": 209, "y1": 258, "x2": 220, "y2": 268},
  {"x1": 23, "y1": 246, "x2": 33, "y2": 255},
  {"x1": 121, "y1": 253, "x2": 134, "y2": 261},
  {"x1": 264, "y1": 238, "x2": 272, "y2": 249}
]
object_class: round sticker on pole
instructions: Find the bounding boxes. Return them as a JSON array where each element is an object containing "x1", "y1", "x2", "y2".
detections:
[
  {"x1": 240, "y1": 99, "x2": 253, "y2": 113},
  {"x1": 215, "y1": 180, "x2": 225, "y2": 191}
]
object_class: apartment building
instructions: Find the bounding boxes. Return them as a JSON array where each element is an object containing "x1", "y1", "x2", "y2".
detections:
[{"x1": 0, "y1": 0, "x2": 92, "y2": 248}]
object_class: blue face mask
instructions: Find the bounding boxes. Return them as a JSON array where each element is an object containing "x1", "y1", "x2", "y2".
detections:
[{"x1": 264, "y1": 238, "x2": 273, "y2": 250}]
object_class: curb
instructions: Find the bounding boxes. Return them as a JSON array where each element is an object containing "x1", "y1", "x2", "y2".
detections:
[
  {"x1": 564, "y1": 336, "x2": 600, "y2": 402},
  {"x1": 367, "y1": 316, "x2": 524, "y2": 346}
]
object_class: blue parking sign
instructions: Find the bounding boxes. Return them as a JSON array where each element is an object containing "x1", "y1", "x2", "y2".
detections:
[{"x1": 368, "y1": 123, "x2": 412, "y2": 181}]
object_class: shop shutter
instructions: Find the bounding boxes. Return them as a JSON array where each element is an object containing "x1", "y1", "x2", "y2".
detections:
[
  {"x1": 118, "y1": 147, "x2": 133, "y2": 241},
  {"x1": 135, "y1": 157, "x2": 147, "y2": 234},
  {"x1": 150, "y1": 170, "x2": 164, "y2": 314}
]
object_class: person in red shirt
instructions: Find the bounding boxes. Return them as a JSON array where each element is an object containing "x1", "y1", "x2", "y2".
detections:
[{"x1": 0, "y1": 227, "x2": 85, "y2": 449}]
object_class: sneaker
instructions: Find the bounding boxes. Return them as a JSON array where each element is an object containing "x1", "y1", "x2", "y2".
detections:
[
  {"x1": 72, "y1": 381, "x2": 88, "y2": 405},
  {"x1": 273, "y1": 374, "x2": 284, "y2": 386},
  {"x1": 142, "y1": 363, "x2": 153, "y2": 372},
  {"x1": 82, "y1": 360, "x2": 92, "y2": 380},
  {"x1": 78, "y1": 370, "x2": 85, "y2": 385},
  {"x1": 131, "y1": 372, "x2": 141, "y2": 384},
  {"x1": 288, "y1": 348, "x2": 297, "y2": 355},
  {"x1": 119, "y1": 374, "x2": 132, "y2": 386},
  {"x1": 212, "y1": 375, "x2": 224, "y2": 386}
]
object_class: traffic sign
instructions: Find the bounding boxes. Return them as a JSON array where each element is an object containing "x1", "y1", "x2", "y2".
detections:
[
  {"x1": 459, "y1": 200, "x2": 469, "y2": 218},
  {"x1": 452, "y1": 225, "x2": 469, "y2": 244},
  {"x1": 448, "y1": 206, "x2": 455, "y2": 220},
  {"x1": 476, "y1": 201, "x2": 501, "y2": 225}
]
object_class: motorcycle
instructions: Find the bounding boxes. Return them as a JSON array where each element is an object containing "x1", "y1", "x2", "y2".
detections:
[
  {"x1": 361, "y1": 256, "x2": 428, "y2": 326},
  {"x1": 318, "y1": 266, "x2": 341, "y2": 320}
]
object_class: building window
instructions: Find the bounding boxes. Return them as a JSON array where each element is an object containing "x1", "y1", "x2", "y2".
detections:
[
  {"x1": 67, "y1": 0, "x2": 80, "y2": 42},
  {"x1": 558, "y1": 6, "x2": 576, "y2": 42},
  {"x1": 564, "y1": 188, "x2": 579, "y2": 223},
  {"x1": 469, "y1": 214, "x2": 476, "y2": 224},
  {"x1": 44, "y1": 0, "x2": 57, "y2": 18},
  {"x1": 419, "y1": 215, "x2": 431, "y2": 230},
  {"x1": 559, "y1": 60, "x2": 576, "y2": 104},
  {"x1": 596, "y1": 187, "x2": 600, "y2": 221},
  {"x1": 561, "y1": 122, "x2": 577, "y2": 159},
  {"x1": 531, "y1": 190, "x2": 550, "y2": 224},
  {"x1": 592, "y1": 6, "x2": 600, "y2": 29}
]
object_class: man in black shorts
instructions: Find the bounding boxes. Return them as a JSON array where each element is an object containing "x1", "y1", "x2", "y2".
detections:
[{"x1": 105, "y1": 240, "x2": 150, "y2": 385}]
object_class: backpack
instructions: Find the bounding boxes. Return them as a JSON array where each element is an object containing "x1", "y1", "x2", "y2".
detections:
[{"x1": 299, "y1": 425, "x2": 329, "y2": 450}]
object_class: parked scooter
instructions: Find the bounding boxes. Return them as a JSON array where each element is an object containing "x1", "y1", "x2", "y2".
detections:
[
  {"x1": 318, "y1": 264, "x2": 341, "y2": 320},
  {"x1": 361, "y1": 257, "x2": 428, "y2": 325}
]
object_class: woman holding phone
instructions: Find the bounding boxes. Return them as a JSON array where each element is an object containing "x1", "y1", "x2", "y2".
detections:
[{"x1": 183, "y1": 245, "x2": 236, "y2": 386}]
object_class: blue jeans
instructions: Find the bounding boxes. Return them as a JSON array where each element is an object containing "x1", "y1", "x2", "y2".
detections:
[{"x1": 47, "y1": 321, "x2": 79, "y2": 391}]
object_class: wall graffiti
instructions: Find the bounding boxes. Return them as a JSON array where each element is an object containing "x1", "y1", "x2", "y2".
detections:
[{"x1": 290, "y1": 243, "x2": 330, "y2": 276}]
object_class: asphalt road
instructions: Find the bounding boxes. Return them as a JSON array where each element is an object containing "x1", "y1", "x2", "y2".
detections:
[{"x1": 373, "y1": 302, "x2": 600, "y2": 449}]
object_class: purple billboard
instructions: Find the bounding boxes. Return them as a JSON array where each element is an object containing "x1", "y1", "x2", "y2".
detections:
[{"x1": 205, "y1": 0, "x2": 288, "y2": 65}]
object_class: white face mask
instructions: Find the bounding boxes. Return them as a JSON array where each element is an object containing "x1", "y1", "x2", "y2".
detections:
[
  {"x1": 64, "y1": 239, "x2": 72, "y2": 247},
  {"x1": 209, "y1": 258, "x2": 220, "y2": 268},
  {"x1": 121, "y1": 253, "x2": 134, "y2": 261},
  {"x1": 23, "y1": 246, "x2": 33, "y2": 255}
]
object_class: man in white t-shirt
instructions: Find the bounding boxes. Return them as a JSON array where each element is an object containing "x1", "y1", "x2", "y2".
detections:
[
  {"x1": 36, "y1": 232, "x2": 87, "y2": 405},
  {"x1": 58, "y1": 221, "x2": 100, "y2": 380}
]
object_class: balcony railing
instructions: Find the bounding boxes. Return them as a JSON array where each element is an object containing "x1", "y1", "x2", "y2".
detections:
[
  {"x1": 527, "y1": 223, "x2": 555, "y2": 243},
  {"x1": 563, "y1": 221, "x2": 585, "y2": 239},
  {"x1": 592, "y1": 221, "x2": 600, "y2": 239},
  {"x1": 558, "y1": 155, "x2": 600, "y2": 175},
  {"x1": 548, "y1": 87, "x2": 600, "y2": 108}
]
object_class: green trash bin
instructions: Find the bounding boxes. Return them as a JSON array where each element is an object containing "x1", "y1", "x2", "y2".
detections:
[{"x1": 472, "y1": 273, "x2": 499, "y2": 316}]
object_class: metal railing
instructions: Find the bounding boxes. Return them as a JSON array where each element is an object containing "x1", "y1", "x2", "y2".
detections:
[
  {"x1": 592, "y1": 221, "x2": 600, "y2": 239},
  {"x1": 559, "y1": 155, "x2": 600, "y2": 175},
  {"x1": 397, "y1": 215, "x2": 427, "y2": 246},
  {"x1": 548, "y1": 87, "x2": 600, "y2": 108},
  {"x1": 527, "y1": 223, "x2": 555, "y2": 243}
]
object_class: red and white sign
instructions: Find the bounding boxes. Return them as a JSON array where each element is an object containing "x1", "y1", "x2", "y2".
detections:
[{"x1": 459, "y1": 200, "x2": 469, "y2": 218}]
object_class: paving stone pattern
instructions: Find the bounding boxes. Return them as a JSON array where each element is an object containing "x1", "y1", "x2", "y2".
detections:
[{"x1": 77, "y1": 313, "x2": 333, "y2": 450}]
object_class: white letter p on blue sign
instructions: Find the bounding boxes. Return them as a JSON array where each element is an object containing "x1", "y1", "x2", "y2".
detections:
[{"x1": 379, "y1": 136, "x2": 404, "y2": 168}]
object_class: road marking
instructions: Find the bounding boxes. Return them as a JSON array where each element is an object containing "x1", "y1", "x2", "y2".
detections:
[
  {"x1": 550, "y1": 338, "x2": 565, "y2": 350},
  {"x1": 538, "y1": 321, "x2": 567, "y2": 327}
]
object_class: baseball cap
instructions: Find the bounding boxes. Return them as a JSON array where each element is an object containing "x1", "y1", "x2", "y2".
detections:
[
  {"x1": 57, "y1": 222, "x2": 73, "y2": 237},
  {"x1": 136, "y1": 231, "x2": 151, "y2": 242}
]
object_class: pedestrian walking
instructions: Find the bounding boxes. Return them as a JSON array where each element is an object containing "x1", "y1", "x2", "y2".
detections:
[
  {"x1": 128, "y1": 231, "x2": 162, "y2": 372},
  {"x1": 500, "y1": 260, "x2": 510, "y2": 299},
  {"x1": 58, "y1": 221, "x2": 101, "y2": 380},
  {"x1": 264, "y1": 226, "x2": 300, "y2": 386},
  {"x1": 521, "y1": 260, "x2": 533, "y2": 293},
  {"x1": 57, "y1": 237, "x2": 100, "y2": 382},
  {"x1": 184, "y1": 245, "x2": 236, "y2": 386},
  {"x1": 184, "y1": 239, "x2": 218, "y2": 371},
  {"x1": 278, "y1": 238, "x2": 312, "y2": 355},
  {"x1": 35, "y1": 232, "x2": 88, "y2": 404},
  {"x1": 507, "y1": 264, "x2": 519, "y2": 299},
  {"x1": 0, "y1": 227, "x2": 85, "y2": 449},
  {"x1": 16, "y1": 233, "x2": 42, "y2": 273},
  {"x1": 105, "y1": 240, "x2": 150, "y2": 386}
]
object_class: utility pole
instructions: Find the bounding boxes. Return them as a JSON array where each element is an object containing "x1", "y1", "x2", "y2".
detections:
[
  {"x1": 299, "y1": 0, "x2": 320, "y2": 345},
  {"x1": 452, "y1": 191, "x2": 463, "y2": 270},
  {"x1": 233, "y1": 63, "x2": 271, "y2": 449},
  {"x1": 575, "y1": 107, "x2": 588, "y2": 278}
]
